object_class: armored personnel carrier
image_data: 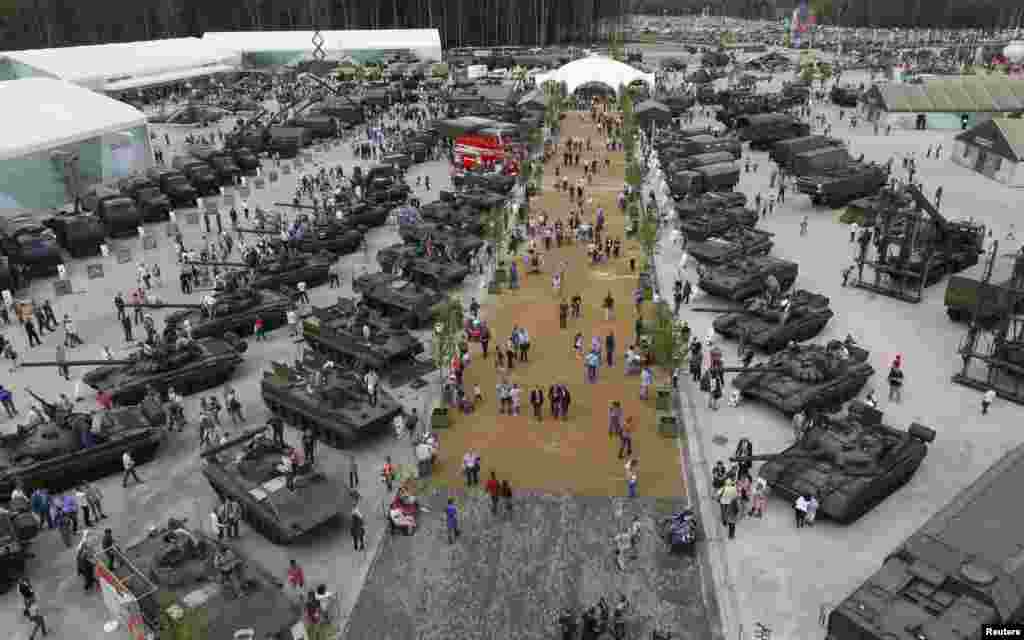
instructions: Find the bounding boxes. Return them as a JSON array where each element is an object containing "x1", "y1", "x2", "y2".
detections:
[
  {"x1": 44, "y1": 210, "x2": 107, "y2": 258},
  {"x1": 796, "y1": 163, "x2": 888, "y2": 208},
  {"x1": 353, "y1": 272, "x2": 446, "y2": 329},
  {"x1": 687, "y1": 227, "x2": 774, "y2": 265},
  {"x1": 696, "y1": 289, "x2": 833, "y2": 352},
  {"x1": 113, "y1": 519, "x2": 299, "y2": 640},
  {"x1": 826, "y1": 442, "x2": 1024, "y2": 640},
  {"x1": 261, "y1": 357, "x2": 403, "y2": 448},
  {"x1": 201, "y1": 429, "x2": 352, "y2": 544},
  {"x1": 377, "y1": 243, "x2": 471, "y2": 289},
  {"x1": 697, "y1": 256, "x2": 799, "y2": 301},
  {"x1": 398, "y1": 223, "x2": 484, "y2": 263},
  {"x1": 731, "y1": 339, "x2": 875, "y2": 414},
  {"x1": 189, "y1": 252, "x2": 332, "y2": 290},
  {"x1": 20, "y1": 339, "x2": 246, "y2": 406},
  {"x1": 0, "y1": 213, "x2": 63, "y2": 276},
  {"x1": 680, "y1": 210, "x2": 763, "y2": 245},
  {"x1": 731, "y1": 401, "x2": 935, "y2": 523},
  {"x1": 303, "y1": 300, "x2": 428, "y2": 373},
  {"x1": 0, "y1": 392, "x2": 166, "y2": 498},
  {"x1": 127, "y1": 288, "x2": 292, "y2": 339}
]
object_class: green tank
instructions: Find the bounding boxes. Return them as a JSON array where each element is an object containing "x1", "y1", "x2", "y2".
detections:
[
  {"x1": 376, "y1": 242, "x2": 471, "y2": 289},
  {"x1": 697, "y1": 255, "x2": 799, "y2": 301},
  {"x1": 687, "y1": 226, "x2": 774, "y2": 265},
  {"x1": 678, "y1": 206, "x2": 759, "y2": 242},
  {"x1": 302, "y1": 299, "x2": 429, "y2": 374},
  {"x1": 353, "y1": 272, "x2": 446, "y2": 330},
  {"x1": 695, "y1": 289, "x2": 833, "y2": 352}
]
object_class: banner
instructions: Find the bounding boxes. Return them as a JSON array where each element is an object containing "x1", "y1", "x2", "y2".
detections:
[{"x1": 95, "y1": 561, "x2": 149, "y2": 640}]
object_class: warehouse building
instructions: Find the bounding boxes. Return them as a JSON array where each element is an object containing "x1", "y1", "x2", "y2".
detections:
[
  {"x1": 864, "y1": 76, "x2": 1024, "y2": 130},
  {"x1": 202, "y1": 29, "x2": 443, "y2": 68},
  {"x1": 952, "y1": 117, "x2": 1024, "y2": 187},
  {"x1": 0, "y1": 78, "x2": 152, "y2": 210}
]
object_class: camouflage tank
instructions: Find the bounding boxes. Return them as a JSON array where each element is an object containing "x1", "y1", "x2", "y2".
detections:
[
  {"x1": 674, "y1": 191, "x2": 747, "y2": 219},
  {"x1": 731, "y1": 401, "x2": 936, "y2": 523},
  {"x1": 697, "y1": 255, "x2": 799, "y2": 301},
  {"x1": 261, "y1": 356, "x2": 403, "y2": 449},
  {"x1": 695, "y1": 289, "x2": 834, "y2": 352},
  {"x1": 201, "y1": 429, "x2": 354, "y2": 544},
  {"x1": 376, "y1": 242, "x2": 471, "y2": 289},
  {"x1": 39, "y1": 338, "x2": 247, "y2": 405},
  {"x1": 189, "y1": 252, "x2": 332, "y2": 290},
  {"x1": 0, "y1": 392, "x2": 166, "y2": 498},
  {"x1": 353, "y1": 272, "x2": 446, "y2": 329},
  {"x1": 731, "y1": 340, "x2": 875, "y2": 414},
  {"x1": 398, "y1": 223, "x2": 485, "y2": 263},
  {"x1": 687, "y1": 226, "x2": 774, "y2": 264},
  {"x1": 127, "y1": 288, "x2": 292, "y2": 339},
  {"x1": 302, "y1": 300, "x2": 429, "y2": 374},
  {"x1": 112, "y1": 518, "x2": 299, "y2": 639}
]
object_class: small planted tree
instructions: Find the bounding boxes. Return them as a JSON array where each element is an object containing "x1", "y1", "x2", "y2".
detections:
[
  {"x1": 432, "y1": 295, "x2": 465, "y2": 385},
  {"x1": 651, "y1": 302, "x2": 687, "y2": 371},
  {"x1": 637, "y1": 213, "x2": 659, "y2": 271},
  {"x1": 160, "y1": 597, "x2": 208, "y2": 640},
  {"x1": 481, "y1": 206, "x2": 508, "y2": 287},
  {"x1": 800, "y1": 63, "x2": 818, "y2": 85}
]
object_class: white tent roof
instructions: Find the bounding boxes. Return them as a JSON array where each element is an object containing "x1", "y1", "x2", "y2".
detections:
[
  {"x1": 202, "y1": 29, "x2": 443, "y2": 61},
  {"x1": 103, "y1": 64, "x2": 237, "y2": 92},
  {"x1": 3, "y1": 38, "x2": 235, "y2": 91},
  {"x1": 0, "y1": 78, "x2": 148, "y2": 161},
  {"x1": 534, "y1": 56, "x2": 656, "y2": 95}
]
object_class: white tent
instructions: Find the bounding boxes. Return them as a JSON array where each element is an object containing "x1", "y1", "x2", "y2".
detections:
[
  {"x1": 533, "y1": 56, "x2": 656, "y2": 95},
  {"x1": 2, "y1": 38, "x2": 235, "y2": 92},
  {"x1": 202, "y1": 29, "x2": 443, "y2": 63},
  {"x1": 0, "y1": 78, "x2": 148, "y2": 161}
]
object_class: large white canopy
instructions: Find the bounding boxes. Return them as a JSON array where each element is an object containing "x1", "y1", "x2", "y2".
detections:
[
  {"x1": 533, "y1": 56, "x2": 655, "y2": 95},
  {"x1": 2, "y1": 38, "x2": 235, "y2": 92},
  {"x1": 202, "y1": 29, "x2": 443, "y2": 63},
  {"x1": 0, "y1": 78, "x2": 147, "y2": 161}
]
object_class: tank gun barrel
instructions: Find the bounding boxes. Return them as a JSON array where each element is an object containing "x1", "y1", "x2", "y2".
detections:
[
  {"x1": 26, "y1": 389, "x2": 56, "y2": 417},
  {"x1": 125, "y1": 303, "x2": 205, "y2": 310},
  {"x1": 183, "y1": 260, "x2": 250, "y2": 268},
  {"x1": 730, "y1": 454, "x2": 784, "y2": 463},
  {"x1": 19, "y1": 359, "x2": 135, "y2": 367},
  {"x1": 233, "y1": 227, "x2": 279, "y2": 235},
  {"x1": 273, "y1": 202, "x2": 318, "y2": 210},
  {"x1": 199, "y1": 426, "x2": 269, "y2": 459},
  {"x1": 691, "y1": 307, "x2": 743, "y2": 313}
]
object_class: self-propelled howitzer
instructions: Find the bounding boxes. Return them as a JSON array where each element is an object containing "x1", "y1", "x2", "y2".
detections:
[
  {"x1": 729, "y1": 401, "x2": 936, "y2": 523},
  {"x1": 693, "y1": 289, "x2": 834, "y2": 352}
]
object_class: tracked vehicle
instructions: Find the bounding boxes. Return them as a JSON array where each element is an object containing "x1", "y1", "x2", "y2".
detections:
[
  {"x1": 695, "y1": 289, "x2": 833, "y2": 352},
  {"x1": 687, "y1": 226, "x2": 774, "y2": 264},
  {"x1": 697, "y1": 256, "x2": 799, "y2": 301},
  {"x1": 126, "y1": 288, "x2": 292, "y2": 339},
  {"x1": 303, "y1": 301, "x2": 429, "y2": 374},
  {"x1": 354, "y1": 272, "x2": 446, "y2": 329},
  {"x1": 188, "y1": 253, "x2": 332, "y2": 290},
  {"x1": 376, "y1": 243, "x2": 471, "y2": 289}
]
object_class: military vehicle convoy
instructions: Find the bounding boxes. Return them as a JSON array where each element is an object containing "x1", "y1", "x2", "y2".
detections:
[
  {"x1": 376, "y1": 243, "x2": 472, "y2": 289},
  {"x1": 303, "y1": 300, "x2": 427, "y2": 372},
  {"x1": 261, "y1": 357, "x2": 403, "y2": 448},
  {"x1": 0, "y1": 213, "x2": 64, "y2": 276},
  {"x1": 731, "y1": 401, "x2": 935, "y2": 524},
  {"x1": 44, "y1": 210, "x2": 107, "y2": 257},
  {"x1": 796, "y1": 163, "x2": 888, "y2": 208},
  {"x1": 686, "y1": 226, "x2": 773, "y2": 263},
  {"x1": 0, "y1": 393, "x2": 166, "y2": 497},
  {"x1": 353, "y1": 272, "x2": 446, "y2": 329},
  {"x1": 696, "y1": 289, "x2": 834, "y2": 352},
  {"x1": 19, "y1": 338, "x2": 246, "y2": 405},
  {"x1": 732, "y1": 340, "x2": 875, "y2": 414},
  {"x1": 114, "y1": 519, "x2": 299, "y2": 640},
  {"x1": 201, "y1": 429, "x2": 352, "y2": 544},
  {"x1": 697, "y1": 255, "x2": 800, "y2": 301},
  {"x1": 668, "y1": 162, "x2": 741, "y2": 198},
  {"x1": 826, "y1": 442, "x2": 1024, "y2": 640},
  {"x1": 127, "y1": 288, "x2": 292, "y2": 339}
]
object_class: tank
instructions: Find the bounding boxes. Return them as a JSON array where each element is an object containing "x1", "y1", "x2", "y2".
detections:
[
  {"x1": 398, "y1": 223, "x2": 484, "y2": 263},
  {"x1": 128, "y1": 288, "x2": 292, "y2": 339},
  {"x1": 687, "y1": 226, "x2": 773, "y2": 263},
  {"x1": 200, "y1": 429, "x2": 352, "y2": 544},
  {"x1": 697, "y1": 255, "x2": 800, "y2": 301},
  {"x1": 678, "y1": 207, "x2": 757, "y2": 242},
  {"x1": 0, "y1": 212, "x2": 63, "y2": 275},
  {"x1": 289, "y1": 222, "x2": 363, "y2": 256},
  {"x1": 0, "y1": 392, "x2": 166, "y2": 498},
  {"x1": 377, "y1": 243, "x2": 471, "y2": 289},
  {"x1": 731, "y1": 401, "x2": 935, "y2": 523},
  {"x1": 112, "y1": 519, "x2": 299, "y2": 640},
  {"x1": 0, "y1": 507, "x2": 39, "y2": 592},
  {"x1": 674, "y1": 191, "x2": 748, "y2": 219},
  {"x1": 341, "y1": 202, "x2": 390, "y2": 228},
  {"x1": 261, "y1": 356, "x2": 403, "y2": 448},
  {"x1": 190, "y1": 253, "x2": 332, "y2": 290},
  {"x1": 826, "y1": 443, "x2": 1024, "y2": 640},
  {"x1": 44, "y1": 210, "x2": 107, "y2": 258},
  {"x1": 353, "y1": 272, "x2": 446, "y2": 329},
  {"x1": 303, "y1": 300, "x2": 430, "y2": 378},
  {"x1": 696, "y1": 289, "x2": 834, "y2": 352},
  {"x1": 731, "y1": 340, "x2": 875, "y2": 414},
  {"x1": 70, "y1": 339, "x2": 245, "y2": 405}
]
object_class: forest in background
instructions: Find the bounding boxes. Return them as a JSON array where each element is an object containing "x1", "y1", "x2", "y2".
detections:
[
  {"x1": 631, "y1": 0, "x2": 1024, "y2": 30},
  {"x1": 0, "y1": 0, "x2": 628, "y2": 52}
]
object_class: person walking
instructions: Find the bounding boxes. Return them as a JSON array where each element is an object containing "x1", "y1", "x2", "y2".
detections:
[
  {"x1": 24, "y1": 318, "x2": 41, "y2": 348},
  {"x1": 350, "y1": 505, "x2": 366, "y2": 551},
  {"x1": 0, "y1": 384, "x2": 17, "y2": 418},
  {"x1": 347, "y1": 453, "x2": 359, "y2": 488},
  {"x1": 18, "y1": 577, "x2": 35, "y2": 617},
  {"x1": 530, "y1": 387, "x2": 544, "y2": 420},
  {"x1": 225, "y1": 499, "x2": 241, "y2": 538},
  {"x1": 887, "y1": 363, "x2": 904, "y2": 401},
  {"x1": 618, "y1": 417, "x2": 634, "y2": 459},
  {"x1": 800, "y1": 216, "x2": 809, "y2": 237},
  {"x1": 26, "y1": 599, "x2": 47, "y2": 640},
  {"x1": 445, "y1": 498, "x2": 460, "y2": 544},
  {"x1": 287, "y1": 559, "x2": 306, "y2": 603},
  {"x1": 982, "y1": 388, "x2": 996, "y2": 415},
  {"x1": 605, "y1": 331, "x2": 616, "y2": 367},
  {"x1": 122, "y1": 451, "x2": 142, "y2": 487},
  {"x1": 486, "y1": 471, "x2": 501, "y2": 515},
  {"x1": 500, "y1": 479, "x2": 513, "y2": 515},
  {"x1": 625, "y1": 460, "x2": 639, "y2": 498},
  {"x1": 602, "y1": 292, "x2": 615, "y2": 321},
  {"x1": 794, "y1": 495, "x2": 808, "y2": 528}
]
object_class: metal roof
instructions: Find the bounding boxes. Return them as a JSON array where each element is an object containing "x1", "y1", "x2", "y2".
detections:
[
  {"x1": 994, "y1": 118, "x2": 1024, "y2": 162},
  {"x1": 877, "y1": 77, "x2": 1024, "y2": 113}
]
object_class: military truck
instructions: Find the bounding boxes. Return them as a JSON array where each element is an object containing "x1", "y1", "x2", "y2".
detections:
[
  {"x1": 681, "y1": 135, "x2": 743, "y2": 158},
  {"x1": 201, "y1": 429, "x2": 352, "y2": 544},
  {"x1": 354, "y1": 272, "x2": 446, "y2": 329},
  {"x1": 261, "y1": 357, "x2": 403, "y2": 448},
  {"x1": 44, "y1": 210, "x2": 107, "y2": 257},
  {"x1": 171, "y1": 156, "x2": 221, "y2": 196},
  {"x1": 145, "y1": 168, "x2": 198, "y2": 208},
  {"x1": 695, "y1": 288, "x2": 833, "y2": 352},
  {"x1": 113, "y1": 519, "x2": 299, "y2": 639},
  {"x1": 826, "y1": 442, "x2": 1024, "y2": 640},
  {"x1": 734, "y1": 113, "x2": 811, "y2": 150},
  {"x1": 770, "y1": 135, "x2": 845, "y2": 169},
  {"x1": 188, "y1": 146, "x2": 242, "y2": 186},
  {"x1": 117, "y1": 176, "x2": 171, "y2": 222},
  {"x1": 303, "y1": 300, "x2": 428, "y2": 372},
  {"x1": 944, "y1": 248, "x2": 1024, "y2": 323},
  {"x1": 790, "y1": 145, "x2": 852, "y2": 177},
  {"x1": 0, "y1": 507, "x2": 39, "y2": 592},
  {"x1": 0, "y1": 213, "x2": 63, "y2": 276},
  {"x1": 796, "y1": 163, "x2": 889, "y2": 208},
  {"x1": 81, "y1": 185, "x2": 143, "y2": 236},
  {"x1": 669, "y1": 162, "x2": 741, "y2": 199},
  {"x1": 697, "y1": 255, "x2": 799, "y2": 301}
]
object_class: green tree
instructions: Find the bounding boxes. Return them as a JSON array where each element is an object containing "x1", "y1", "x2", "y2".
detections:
[
  {"x1": 637, "y1": 213, "x2": 658, "y2": 271},
  {"x1": 609, "y1": 31, "x2": 626, "y2": 62},
  {"x1": 625, "y1": 159, "x2": 643, "y2": 192},
  {"x1": 160, "y1": 599, "x2": 208, "y2": 640},
  {"x1": 432, "y1": 295, "x2": 464, "y2": 382},
  {"x1": 651, "y1": 302, "x2": 687, "y2": 370},
  {"x1": 480, "y1": 206, "x2": 508, "y2": 265},
  {"x1": 800, "y1": 64, "x2": 818, "y2": 85}
]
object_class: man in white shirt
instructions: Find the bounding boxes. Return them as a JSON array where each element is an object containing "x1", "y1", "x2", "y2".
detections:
[
  {"x1": 287, "y1": 309, "x2": 298, "y2": 336},
  {"x1": 795, "y1": 495, "x2": 808, "y2": 528},
  {"x1": 122, "y1": 451, "x2": 142, "y2": 487},
  {"x1": 364, "y1": 370, "x2": 378, "y2": 406}
]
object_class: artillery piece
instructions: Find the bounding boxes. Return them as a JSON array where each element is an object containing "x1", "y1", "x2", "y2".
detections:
[
  {"x1": 697, "y1": 255, "x2": 799, "y2": 302},
  {"x1": 687, "y1": 226, "x2": 774, "y2": 264},
  {"x1": 377, "y1": 242, "x2": 471, "y2": 290},
  {"x1": 186, "y1": 252, "x2": 332, "y2": 290},
  {"x1": 126, "y1": 288, "x2": 292, "y2": 340},
  {"x1": 730, "y1": 401, "x2": 936, "y2": 523},
  {"x1": 693, "y1": 289, "x2": 834, "y2": 352},
  {"x1": 0, "y1": 390, "x2": 166, "y2": 497},
  {"x1": 730, "y1": 339, "x2": 875, "y2": 414},
  {"x1": 21, "y1": 338, "x2": 246, "y2": 405}
]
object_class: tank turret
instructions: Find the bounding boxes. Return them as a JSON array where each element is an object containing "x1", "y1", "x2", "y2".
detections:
[
  {"x1": 697, "y1": 255, "x2": 799, "y2": 302},
  {"x1": 696, "y1": 289, "x2": 834, "y2": 352},
  {"x1": 128, "y1": 288, "x2": 292, "y2": 339}
]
